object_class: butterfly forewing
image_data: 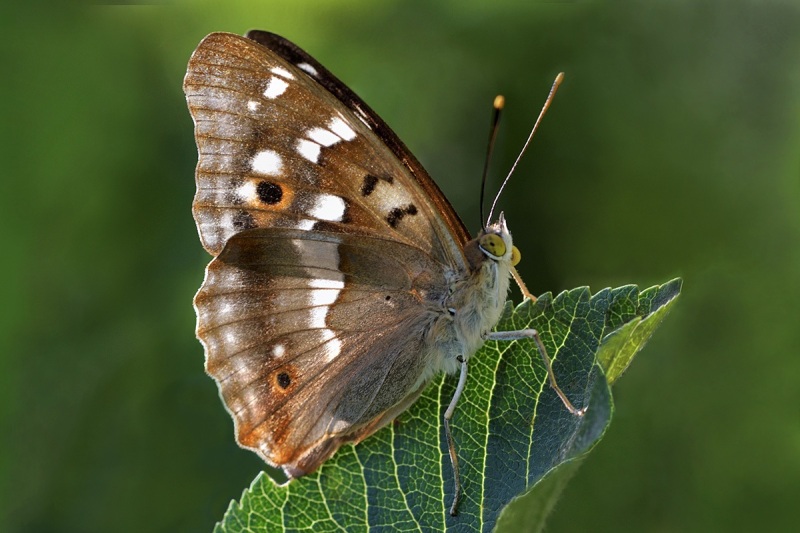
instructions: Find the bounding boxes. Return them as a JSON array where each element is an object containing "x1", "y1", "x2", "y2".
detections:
[
  {"x1": 244, "y1": 30, "x2": 471, "y2": 249},
  {"x1": 184, "y1": 32, "x2": 466, "y2": 266},
  {"x1": 184, "y1": 32, "x2": 473, "y2": 475}
]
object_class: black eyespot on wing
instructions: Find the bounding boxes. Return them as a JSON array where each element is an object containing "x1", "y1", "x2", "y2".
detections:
[
  {"x1": 386, "y1": 204, "x2": 418, "y2": 228},
  {"x1": 387, "y1": 207, "x2": 403, "y2": 228},
  {"x1": 257, "y1": 181, "x2": 283, "y2": 204},
  {"x1": 361, "y1": 174, "x2": 379, "y2": 196},
  {"x1": 361, "y1": 173, "x2": 394, "y2": 197},
  {"x1": 232, "y1": 210, "x2": 257, "y2": 230},
  {"x1": 277, "y1": 372, "x2": 291, "y2": 389}
]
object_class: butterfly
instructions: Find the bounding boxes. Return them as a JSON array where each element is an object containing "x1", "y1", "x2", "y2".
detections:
[{"x1": 183, "y1": 30, "x2": 584, "y2": 515}]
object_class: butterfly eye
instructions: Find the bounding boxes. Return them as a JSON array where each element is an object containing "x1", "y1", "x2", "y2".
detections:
[
  {"x1": 479, "y1": 233, "x2": 506, "y2": 259},
  {"x1": 511, "y1": 246, "x2": 521, "y2": 266}
]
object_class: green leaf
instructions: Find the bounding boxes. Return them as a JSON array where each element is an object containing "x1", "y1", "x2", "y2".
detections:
[
  {"x1": 214, "y1": 281, "x2": 681, "y2": 533},
  {"x1": 597, "y1": 279, "x2": 683, "y2": 384},
  {"x1": 494, "y1": 279, "x2": 682, "y2": 533}
]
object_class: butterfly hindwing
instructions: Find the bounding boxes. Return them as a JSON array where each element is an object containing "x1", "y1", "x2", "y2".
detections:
[{"x1": 195, "y1": 228, "x2": 447, "y2": 473}]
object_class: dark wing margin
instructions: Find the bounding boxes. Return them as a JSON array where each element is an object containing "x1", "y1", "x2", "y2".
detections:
[{"x1": 245, "y1": 30, "x2": 472, "y2": 247}]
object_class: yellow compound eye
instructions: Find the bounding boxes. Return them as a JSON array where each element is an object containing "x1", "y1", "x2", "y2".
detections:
[
  {"x1": 511, "y1": 246, "x2": 521, "y2": 266},
  {"x1": 479, "y1": 233, "x2": 506, "y2": 258}
]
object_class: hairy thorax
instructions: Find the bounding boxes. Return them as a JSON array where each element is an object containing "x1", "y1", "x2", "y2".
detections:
[{"x1": 421, "y1": 250, "x2": 512, "y2": 382}]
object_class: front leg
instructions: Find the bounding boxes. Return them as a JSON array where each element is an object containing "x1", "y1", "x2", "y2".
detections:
[{"x1": 487, "y1": 329, "x2": 587, "y2": 416}]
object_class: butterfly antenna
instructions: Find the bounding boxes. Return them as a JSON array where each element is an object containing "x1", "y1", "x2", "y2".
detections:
[
  {"x1": 487, "y1": 72, "x2": 564, "y2": 225},
  {"x1": 479, "y1": 95, "x2": 505, "y2": 232}
]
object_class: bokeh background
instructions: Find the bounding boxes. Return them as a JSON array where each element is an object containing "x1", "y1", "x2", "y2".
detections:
[{"x1": 2, "y1": 1, "x2": 799, "y2": 531}]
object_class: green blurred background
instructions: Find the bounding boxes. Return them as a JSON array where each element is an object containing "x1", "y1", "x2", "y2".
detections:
[{"x1": 2, "y1": 1, "x2": 799, "y2": 531}]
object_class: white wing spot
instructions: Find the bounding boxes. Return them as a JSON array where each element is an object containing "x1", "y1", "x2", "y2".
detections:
[
  {"x1": 291, "y1": 238, "x2": 345, "y2": 363},
  {"x1": 263, "y1": 76, "x2": 289, "y2": 99},
  {"x1": 297, "y1": 139, "x2": 321, "y2": 163},
  {"x1": 236, "y1": 181, "x2": 257, "y2": 203},
  {"x1": 309, "y1": 307, "x2": 327, "y2": 328},
  {"x1": 297, "y1": 62, "x2": 319, "y2": 77},
  {"x1": 309, "y1": 279, "x2": 346, "y2": 290},
  {"x1": 307, "y1": 127, "x2": 340, "y2": 147},
  {"x1": 309, "y1": 279, "x2": 345, "y2": 306},
  {"x1": 310, "y1": 194, "x2": 346, "y2": 222},
  {"x1": 247, "y1": 100, "x2": 260, "y2": 112},
  {"x1": 251, "y1": 150, "x2": 283, "y2": 175},
  {"x1": 322, "y1": 336, "x2": 342, "y2": 363},
  {"x1": 272, "y1": 344, "x2": 286, "y2": 358},
  {"x1": 329, "y1": 116, "x2": 356, "y2": 141},
  {"x1": 270, "y1": 66, "x2": 295, "y2": 80},
  {"x1": 295, "y1": 219, "x2": 315, "y2": 231}
]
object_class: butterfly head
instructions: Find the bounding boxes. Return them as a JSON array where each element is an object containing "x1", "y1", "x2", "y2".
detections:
[{"x1": 472, "y1": 213, "x2": 521, "y2": 268}]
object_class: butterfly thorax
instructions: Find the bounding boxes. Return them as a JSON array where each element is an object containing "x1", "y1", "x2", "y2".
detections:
[{"x1": 424, "y1": 219, "x2": 515, "y2": 379}]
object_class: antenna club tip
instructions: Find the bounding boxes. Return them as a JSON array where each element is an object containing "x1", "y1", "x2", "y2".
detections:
[
  {"x1": 555, "y1": 72, "x2": 565, "y2": 84},
  {"x1": 493, "y1": 95, "x2": 505, "y2": 109}
]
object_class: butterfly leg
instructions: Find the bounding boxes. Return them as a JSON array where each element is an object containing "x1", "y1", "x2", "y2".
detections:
[
  {"x1": 487, "y1": 329, "x2": 587, "y2": 416},
  {"x1": 444, "y1": 355, "x2": 468, "y2": 516}
]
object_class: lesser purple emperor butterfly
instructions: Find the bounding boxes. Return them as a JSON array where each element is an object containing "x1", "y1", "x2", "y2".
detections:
[{"x1": 184, "y1": 31, "x2": 583, "y2": 515}]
